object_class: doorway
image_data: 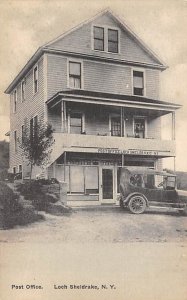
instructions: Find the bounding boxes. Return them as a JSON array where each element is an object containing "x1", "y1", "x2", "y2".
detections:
[{"x1": 101, "y1": 167, "x2": 114, "y2": 203}]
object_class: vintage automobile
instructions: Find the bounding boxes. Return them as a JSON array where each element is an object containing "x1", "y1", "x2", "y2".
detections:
[{"x1": 119, "y1": 168, "x2": 187, "y2": 215}]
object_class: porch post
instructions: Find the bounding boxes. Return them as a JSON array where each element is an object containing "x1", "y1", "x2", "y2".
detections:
[
  {"x1": 121, "y1": 107, "x2": 124, "y2": 137},
  {"x1": 172, "y1": 112, "x2": 175, "y2": 140},
  {"x1": 61, "y1": 100, "x2": 64, "y2": 132},
  {"x1": 64, "y1": 151, "x2": 66, "y2": 181},
  {"x1": 122, "y1": 154, "x2": 124, "y2": 167},
  {"x1": 64, "y1": 101, "x2": 67, "y2": 133}
]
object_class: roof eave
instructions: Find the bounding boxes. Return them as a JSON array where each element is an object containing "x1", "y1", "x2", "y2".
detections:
[{"x1": 4, "y1": 47, "x2": 44, "y2": 94}]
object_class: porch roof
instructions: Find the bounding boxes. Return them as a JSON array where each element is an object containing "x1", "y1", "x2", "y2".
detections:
[{"x1": 46, "y1": 89, "x2": 181, "y2": 113}]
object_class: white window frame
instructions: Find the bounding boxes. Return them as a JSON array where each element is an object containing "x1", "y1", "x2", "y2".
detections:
[
  {"x1": 131, "y1": 68, "x2": 146, "y2": 97},
  {"x1": 133, "y1": 116, "x2": 147, "y2": 138},
  {"x1": 14, "y1": 130, "x2": 17, "y2": 152},
  {"x1": 67, "y1": 111, "x2": 85, "y2": 134},
  {"x1": 21, "y1": 124, "x2": 25, "y2": 142},
  {"x1": 13, "y1": 89, "x2": 17, "y2": 113},
  {"x1": 109, "y1": 113, "x2": 124, "y2": 137},
  {"x1": 33, "y1": 64, "x2": 38, "y2": 94},
  {"x1": 18, "y1": 164, "x2": 22, "y2": 173},
  {"x1": 67, "y1": 59, "x2": 83, "y2": 89},
  {"x1": 21, "y1": 79, "x2": 26, "y2": 102},
  {"x1": 91, "y1": 25, "x2": 120, "y2": 54},
  {"x1": 30, "y1": 115, "x2": 38, "y2": 136}
]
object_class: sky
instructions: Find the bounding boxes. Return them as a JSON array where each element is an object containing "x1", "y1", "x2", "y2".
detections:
[{"x1": 0, "y1": 0, "x2": 187, "y2": 171}]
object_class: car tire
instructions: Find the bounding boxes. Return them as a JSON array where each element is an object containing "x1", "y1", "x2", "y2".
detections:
[{"x1": 128, "y1": 195, "x2": 147, "y2": 214}]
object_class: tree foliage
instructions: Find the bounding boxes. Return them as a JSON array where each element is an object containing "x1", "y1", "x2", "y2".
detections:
[
  {"x1": 0, "y1": 140, "x2": 9, "y2": 170},
  {"x1": 19, "y1": 119, "x2": 54, "y2": 178}
]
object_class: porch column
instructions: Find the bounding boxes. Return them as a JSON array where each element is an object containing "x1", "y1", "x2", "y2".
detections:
[
  {"x1": 63, "y1": 101, "x2": 67, "y2": 133},
  {"x1": 61, "y1": 100, "x2": 64, "y2": 132},
  {"x1": 64, "y1": 151, "x2": 66, "y2": 181},
  {"x1": 121, "y1": 107, "x2": 124, "y2": 137},
  {"x1": 172, "y1": 112, "x2": 175, "y2": 140}
]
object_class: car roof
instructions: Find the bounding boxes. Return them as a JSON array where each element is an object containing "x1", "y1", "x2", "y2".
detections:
[{"x1": 121, "y1": 167, "x2": 176, "y2": 177}]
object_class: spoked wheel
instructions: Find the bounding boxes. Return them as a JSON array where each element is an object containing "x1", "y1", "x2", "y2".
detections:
[{"x1": 128, "y1": 195, "x2": 146, "y2": 214}]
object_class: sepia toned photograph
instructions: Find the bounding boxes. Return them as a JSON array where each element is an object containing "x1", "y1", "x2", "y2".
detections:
[{"x1": 0, "y1": 1, "x2": 187, "y2": 299}]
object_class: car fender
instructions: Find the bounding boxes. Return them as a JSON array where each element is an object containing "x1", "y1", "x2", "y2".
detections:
[{"x1": 123, "y1": 192, "x2": 149, "y2": 206}]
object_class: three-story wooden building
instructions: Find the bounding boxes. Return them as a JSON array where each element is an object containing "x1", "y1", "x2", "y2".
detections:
[{"x1": 5, "y1": 9, "x2": 181, "y2": 205}]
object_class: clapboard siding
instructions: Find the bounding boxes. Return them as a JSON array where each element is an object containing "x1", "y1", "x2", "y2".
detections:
[
  {"x1": 84, "y1": 60, "x2": 132, "y2": 94},
  {"x1": 47, "y1": 54, "x2": 67, "y2": 99},
  {"x1": 49, "y1": 13, "x2": 160, "y2": 66},
  {"x1": 46, "y1": 54, "x2": 160, "y2": 99},
  {"x1": 9, "y1": 56, "x2": 45, "y2": 171},
  {"x1": 146, "y1": 69, "x2": 160, "y2": 99},
  {"x1": 147, "y1": 116, "x2": 161, "y2": 139}
]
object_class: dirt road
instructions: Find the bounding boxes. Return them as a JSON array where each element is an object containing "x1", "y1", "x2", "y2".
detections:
[{"x1": 0, "y1": 206, "x2": 187, "y2": 243}]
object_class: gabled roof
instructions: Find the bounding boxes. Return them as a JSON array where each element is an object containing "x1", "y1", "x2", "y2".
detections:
[
  {"x1": 44, "y1": 8, "x2": 167, "y2": 68},
  {"x1": 5, "y1": 9, "x2": 167, "y2": 94}
]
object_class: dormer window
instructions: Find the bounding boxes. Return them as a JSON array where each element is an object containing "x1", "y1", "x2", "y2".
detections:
[
  {"x1": 94, "y1": 26, "x2": 104, "y2": 51},
  {"x1": 93, "y1": 26, "x2": 119, "y2": 53}
]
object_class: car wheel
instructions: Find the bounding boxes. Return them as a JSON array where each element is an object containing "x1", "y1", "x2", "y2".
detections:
[{"x1": 128, "y1": 195, "x2": 146, "y2": 214}]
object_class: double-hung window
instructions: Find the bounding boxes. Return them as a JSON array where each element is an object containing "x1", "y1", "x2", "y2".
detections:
[
  {"x1": 33, "y1": 65, "x2": 38, "y2": 94},
  {"x1": 21, "y1": 79, "x2": 26, "y2": 102},
  {"x1": 13, "y1": 89, "x2": 17, "y2": 113},
  {"x1": 30, "y1": 115, "x2": 38, "y2": 139},
  {"x1": 93, "y1": 26, "x2": 104, "y2": 51},
  {"x1": 133, "y1": 70, "x2": 144, "y2": 96},
  {"x1": 69, "y1": 61, "x2": 81, "y2": 89},
  {"x1": 134, "y1": 117, "x2": 146, "y2": 138},
  {"x1": 93, "y1": 26, "x2": 119, "y2": 53},
  {"x1": 108, "y1": 29, "x2": 118, "y2": 53},
  {"x1": 14, "y1": 130, "x2": 17, "y2": 152},
  {"x1": 69, "y1": 112, "x2": 83, "y2": 134}
]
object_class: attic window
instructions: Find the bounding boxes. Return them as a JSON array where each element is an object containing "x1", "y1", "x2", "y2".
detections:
[
  {"x1": 108, "y1": 29, "x2": 118, "y2": 53},
  {"x1": 93, "y1": 26, "x2": 119, "y2": 53},
  {"x1": 94, "y1": 26, "x2": 104, "y2": 51}
]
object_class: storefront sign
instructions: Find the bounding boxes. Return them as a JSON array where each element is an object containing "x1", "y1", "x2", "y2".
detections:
[{"x1": 98, "y1": 148, "x2": 159, "y2": 156}]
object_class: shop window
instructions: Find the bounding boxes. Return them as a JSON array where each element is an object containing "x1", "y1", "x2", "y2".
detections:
[
  {"x1": 134, "y1": 117, "x2": 146, "y2": 138},
  {"x1": 111, "y1": 116, "x2": 121, "y2": 136},
  {"x1": 93, "y1": 26, "x2": 104, "y2": 51},
  {"x1": 108, "y1": 29, "x2": 118, "y2": 53},
  {"x1": 70, "y1": 166, "x2": 84, "y2": 193},
  {"x1": 69, "y1": 61, "x2": 82, "y2": 89},
  {"x1": 85, "y1": 167, "x2": 99, "y2": 194},
  {"x1": 70, "y1": 112, "x2": 83, "y2": 134},
  {"x1": 133, "y1": 70, "x2": 144, "y2": 96}
]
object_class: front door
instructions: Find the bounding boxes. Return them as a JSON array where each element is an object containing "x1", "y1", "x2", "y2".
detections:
[{"x1": 101, "y1": 167, "x2": 114, "y2": 203}]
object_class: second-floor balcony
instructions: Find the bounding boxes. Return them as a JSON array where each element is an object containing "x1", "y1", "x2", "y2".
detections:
[{"x1": 46, "y1": 89, "x2": 180, "y2": 163}]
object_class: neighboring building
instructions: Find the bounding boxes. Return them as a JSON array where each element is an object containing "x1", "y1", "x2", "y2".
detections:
[{"x1": 5, "y1": 9, "x2": 181, "y2": 205}]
